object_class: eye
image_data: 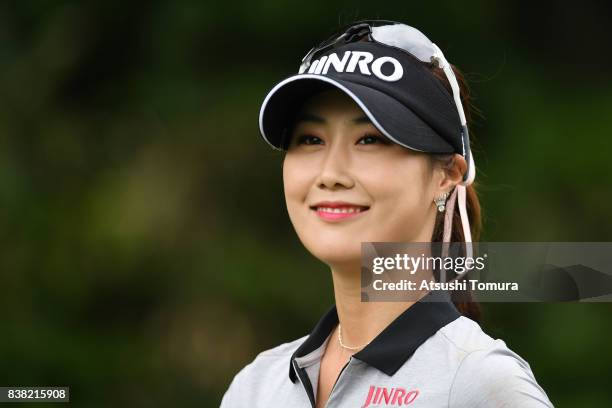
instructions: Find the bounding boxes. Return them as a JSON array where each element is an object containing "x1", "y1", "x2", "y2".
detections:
[
  {"x1": 295, "y1": 134, "x2": 323, "y2": 145},
  {"x1": 357, "y1": 134, "x2": 390, "y2": 145}
]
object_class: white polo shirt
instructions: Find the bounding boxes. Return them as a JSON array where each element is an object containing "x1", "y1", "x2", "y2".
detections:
[{"x1": 221, "y1": 290, "x2": 554, "y2": 407}]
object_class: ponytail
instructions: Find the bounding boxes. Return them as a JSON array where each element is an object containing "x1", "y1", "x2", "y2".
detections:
[{"x1": 428, "y1": 62, "x2": 484, "y2": 323}]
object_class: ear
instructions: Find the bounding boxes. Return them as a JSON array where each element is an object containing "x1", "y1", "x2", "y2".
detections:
[{"x1": 434, "y1": 154, "x2": 467, "y2": 195}]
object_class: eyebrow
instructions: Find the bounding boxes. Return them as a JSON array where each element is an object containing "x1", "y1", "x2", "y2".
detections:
[{"x1": 293, "y1": 113, "x2": 372, "y2": 125}]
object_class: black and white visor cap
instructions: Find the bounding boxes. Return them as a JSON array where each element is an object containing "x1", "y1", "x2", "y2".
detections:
[{"x1": 259, "y1": 41, "x2": 464, "y2": 155}]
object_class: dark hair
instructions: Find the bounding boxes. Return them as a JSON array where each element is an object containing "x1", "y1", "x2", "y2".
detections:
[{"x1": 428, "y1": 62, "x2": 483, "y2": 323}]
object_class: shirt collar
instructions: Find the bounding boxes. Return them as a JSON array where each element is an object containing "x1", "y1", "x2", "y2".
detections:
[{"x1": 288, "y1": 290, "x2": 460, "y2": 383}]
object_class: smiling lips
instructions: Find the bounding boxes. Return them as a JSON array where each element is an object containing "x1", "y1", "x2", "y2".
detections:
[{"x1": 310, "y1": 201, "x2": 370, "y2": 221}]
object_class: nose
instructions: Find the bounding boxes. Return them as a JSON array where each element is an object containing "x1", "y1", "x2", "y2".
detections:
[{"x1": 315, "y1": 141, "x2": 355, "y2": 190}]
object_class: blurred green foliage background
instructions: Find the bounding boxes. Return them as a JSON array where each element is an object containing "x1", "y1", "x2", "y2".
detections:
[{"x1": 1, "y1": 1, "x2": 611, "y2": 407}]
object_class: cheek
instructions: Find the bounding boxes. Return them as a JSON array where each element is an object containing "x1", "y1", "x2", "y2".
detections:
[
  {"x1": 368, "y1": 156, "x2": 430, "y2": 201},
  {"x1": 283, "y1": 156, "x2": 335, "y2": 259},
  {"x1": 366, "y1": 157, "x2": 433, "y2": 236},
  {"x1": 282, "y1": 156, "x2": 311, "y2": 217}
]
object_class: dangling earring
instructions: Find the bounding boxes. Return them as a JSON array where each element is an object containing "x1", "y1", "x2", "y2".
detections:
[{"x1": 434, "y1": 192, "x2": 449, "y2": 212}]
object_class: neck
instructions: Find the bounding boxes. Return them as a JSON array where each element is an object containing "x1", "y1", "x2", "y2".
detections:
[
  {"x1": 330, "y1": 264, "x2": 432, "y2": 349},
  {"x1": 329, "y1": 239, "x2": 437, "y2": 348}
]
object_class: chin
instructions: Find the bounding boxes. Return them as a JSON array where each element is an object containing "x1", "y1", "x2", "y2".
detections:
[{"x1": 303, "y1": 237, "x2": 363, "y2": 268}]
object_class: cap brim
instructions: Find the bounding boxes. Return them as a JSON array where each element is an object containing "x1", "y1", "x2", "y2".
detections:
[{"x1": 259, "y1": 74, "x2": 455, "y2": 153}]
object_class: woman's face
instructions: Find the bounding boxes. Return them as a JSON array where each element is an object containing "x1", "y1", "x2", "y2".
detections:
[{"x1": 283, "y1": 89, "x2": 445, "y2": 268}]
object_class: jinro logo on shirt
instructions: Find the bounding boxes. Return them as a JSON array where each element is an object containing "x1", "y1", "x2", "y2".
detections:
[{"x1": 362, "y1": 386, "x2": 419, "y2": 407}]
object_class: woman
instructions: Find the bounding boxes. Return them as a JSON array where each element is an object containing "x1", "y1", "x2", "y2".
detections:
[{"x1": 221, "y1": 20, "x2": 553, "y2": 407}]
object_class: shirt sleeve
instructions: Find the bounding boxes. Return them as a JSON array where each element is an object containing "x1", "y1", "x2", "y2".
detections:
[
  {"x1": 448, "y1": 343, "x2": 555, "y2": 408},
  {"x1": 220, "y1": 366, "x2": 246, "y2": 408}
]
